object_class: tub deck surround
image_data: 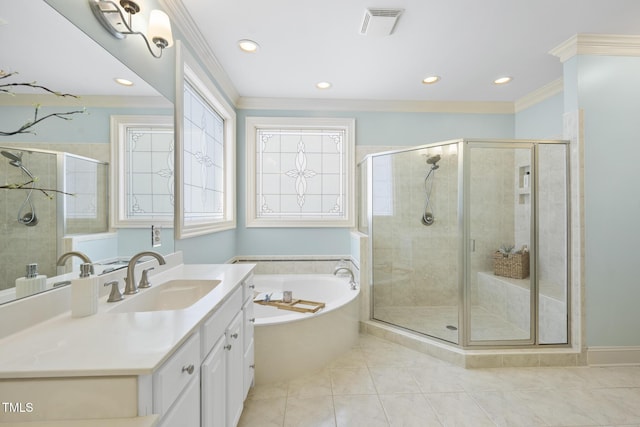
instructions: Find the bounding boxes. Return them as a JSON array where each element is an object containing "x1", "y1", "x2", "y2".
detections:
[
  {"x1": 0, "y1": 263, "x2": 255, "y2": 379},
  {"x1": 251, "y1": 274, "x2": 360, "y2": 384}
]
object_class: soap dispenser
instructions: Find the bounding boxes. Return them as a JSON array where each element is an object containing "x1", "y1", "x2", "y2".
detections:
[
  {"x1": 71, "y1": 263, "x2": 99, "y2": 318},
  {"x1": 15, "y1": 263, "x2": 47, "y2": 298}
]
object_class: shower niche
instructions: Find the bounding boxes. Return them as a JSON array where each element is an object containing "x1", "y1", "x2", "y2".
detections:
[
  {"x1": 0, "y1": 146, "x2": 109, "y2": 296},
  {"x1": 359, "y1": 139, "x2": 570, "y2": 348}
]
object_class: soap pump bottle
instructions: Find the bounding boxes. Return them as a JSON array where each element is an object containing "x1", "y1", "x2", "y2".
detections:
[
  {"x1": 15, "y1": 263, "x2": 47, "y2": 299},
  {"x1": 71, "y1": 263, "x2": 99, "y2": 318}
]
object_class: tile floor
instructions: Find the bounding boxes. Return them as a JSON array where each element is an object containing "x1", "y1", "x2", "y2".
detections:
[{"x1": 239, "y1": 334, "x2": 640, "y2": 427}]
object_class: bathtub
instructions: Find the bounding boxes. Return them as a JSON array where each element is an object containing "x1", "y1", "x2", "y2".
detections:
[{"x1": 252, "y1": 274, "x2": 360, "y2": 384}]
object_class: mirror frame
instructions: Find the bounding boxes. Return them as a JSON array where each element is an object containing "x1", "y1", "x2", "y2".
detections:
[{"x1": 174, "y1": 42, "x2": 237, "y2": 239}]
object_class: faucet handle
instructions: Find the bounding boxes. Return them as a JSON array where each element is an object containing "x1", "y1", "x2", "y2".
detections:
[
  {"x1": 105, "y1": 280, "x2": 123, "y2": 303},
  {"x1": 139, "y1": 267, "x2": 155, "y2": 289}
]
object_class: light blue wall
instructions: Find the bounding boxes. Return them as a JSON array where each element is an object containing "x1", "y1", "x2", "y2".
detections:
[
  {"x1": 515, "y1": 93, "x2": 564, "y2": 139},
  {"x1": 0, "y1": 106, "x2": 171, "y2": 143},
  {"x1": 574, "y1": 55, "x2": 640, "y2": 347},
  {"x1": 235, "y1": 109, "x2": 514, "y2": 256}
]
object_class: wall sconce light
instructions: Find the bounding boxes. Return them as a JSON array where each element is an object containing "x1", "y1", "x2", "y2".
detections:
[{"x1": 89, "y1": 0, "x2": 174, "y2": 59}]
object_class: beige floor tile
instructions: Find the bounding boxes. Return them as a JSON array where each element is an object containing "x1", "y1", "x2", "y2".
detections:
[
  {"x1": 378, "y1": 393, "x2": 443, "y2": 427},
  {"x1": 470, "y1": 390, "x2": 547, "y2": 426},
  {"x1": 284, "y1": 395, "x2": 336, "y2": 427},
  {"x1": 369, "y1": 366, "x2": 421, "y2": 394},
  {"x1": 408, "y1": 366, "x2": 467, "y2": 393},
  {"x1": 325, "y1": 348, "x2": 368, "y2": 369},
  {"x1": 240, "y1": 334, "x2": 640, "y2": 427},
  {"x1": 512, "y1": 389, "x2": 600, "y2": 426},
  {"x1": 333, "y1": 395, "x2": 389, "y2": 427},
  {"x1": 238, "y1": 396, "x2": 286, "y2": 427},
  {"x1": 288, "y1": 370, "x2": 333, "y2": 398},
  {"x1": 247, "y1": 381, "x2": 289, "y2": 400},
  {"x1": 330, "y1": 367, "x2": 377, "y2": 395},
  {"x1": 425, "y1": 392, "x2": 497, "y2": 427}
]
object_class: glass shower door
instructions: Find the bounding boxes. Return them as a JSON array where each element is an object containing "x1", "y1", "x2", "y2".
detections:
[
  {"x1": 370, "y1": 143, "x2": 460, "y2": 344},
  {"x1": 465, "y1": 142, "x2": 535, "y2": 345}
]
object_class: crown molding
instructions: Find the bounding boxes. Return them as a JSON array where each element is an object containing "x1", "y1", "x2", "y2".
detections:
[
  {"x1": 237, "y1": 97, "x2": 515, "y2": 114},
  {"x1": 550, "y1": 34, "x2": 640, "y2": 63},
  {"x1": 514, "y1": 79, "x2": 563, "y2": 113},
  {"x1": 161, "y1": 0, "x2": 240, "y2": 105},
  {"x1": 0, "y1": 94, "x2": 172, "y2": 109}
]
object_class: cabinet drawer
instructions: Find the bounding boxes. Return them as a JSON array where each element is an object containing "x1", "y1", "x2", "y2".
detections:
[
  {"x1": 201, "y1": 286, "x2": 242, "y2": 357},
  {"x1": 153, "y1": 332, "x2": 201, "y2": 417}
]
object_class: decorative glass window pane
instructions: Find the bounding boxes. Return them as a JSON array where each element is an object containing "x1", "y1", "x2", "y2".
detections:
[
  {"x1": 246, "y1": 117, "x2": 355, "y2": 227},
  {"x1": 182, "y1": 81, "x2": 224, "y2": 221},
  {"x1": 110, "y1": 115, "x2": 174, "y2": 227},
  {"x1": 125, "y1": 126, "x2": 174, "y2": 219},
  {"x1": 175, "y1": 49, "x2": 236, "y2": 239}
]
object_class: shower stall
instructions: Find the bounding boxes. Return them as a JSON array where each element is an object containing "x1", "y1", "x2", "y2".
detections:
[
  {"x1": 0, "y1": 146, "x2": 109, "y2": 293},
  {"x1": 359, "y1": 139, "x2": 570, "y2": 348}
]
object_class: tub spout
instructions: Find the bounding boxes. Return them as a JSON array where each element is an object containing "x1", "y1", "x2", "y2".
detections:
[{"x1": 333, "y1": 266, "x2": 357, "y2": 290}]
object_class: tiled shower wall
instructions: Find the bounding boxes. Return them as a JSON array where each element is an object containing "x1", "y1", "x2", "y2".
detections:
[{"x1": 0, "y1": 143, "x2": 109, "y2": 291}]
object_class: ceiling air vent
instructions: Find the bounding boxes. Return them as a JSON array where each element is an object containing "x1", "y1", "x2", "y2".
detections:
[{"x1": 360, "y1": 8, "x2": 404, "y2": 36}]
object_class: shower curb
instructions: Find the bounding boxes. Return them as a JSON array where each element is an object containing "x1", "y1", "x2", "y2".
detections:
[{"x1": 361, "y1": 320, "x2": 585, "y2": 368}]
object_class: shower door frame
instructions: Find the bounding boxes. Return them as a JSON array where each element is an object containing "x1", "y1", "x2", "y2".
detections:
[
  {"x1": 461, "y1": 139, "x2": 572, "y2": 349},
  {"x1": 363, "y1": 138, "x2": 572, "y2": 350}
]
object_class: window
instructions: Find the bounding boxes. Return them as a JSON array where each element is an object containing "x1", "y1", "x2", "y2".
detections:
[
  {"x1": 246, "y1": 117, "x2": 355, "y2": 227},
  {"x1": 175, "y1": 43, "x2": 236, "y2": 238},
  {"x1": 110, "y1": 115, "x2": 174, "y2": 227}
]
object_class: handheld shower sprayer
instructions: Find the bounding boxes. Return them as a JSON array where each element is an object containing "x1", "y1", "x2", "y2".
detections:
[
  {"x1": 2, "y1": 150, "x2": 39, "y2": 226},
  {"x1": 421, "y1": 154, "x2": 441, "y2": 226}
]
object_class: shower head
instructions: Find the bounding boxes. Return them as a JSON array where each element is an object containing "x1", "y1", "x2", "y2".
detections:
[
  {"x1": 1, "y1": 150, "x2": 34, "y2": 179},
  {"x1": 426, "y1": 154, "x2": 441, "y2": 165},
  {"x1": 1, "y1": 150, "x2": 23, "y2": 167}
]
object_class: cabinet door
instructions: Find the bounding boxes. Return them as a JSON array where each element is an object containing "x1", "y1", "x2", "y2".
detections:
[
  {"x1": 158, "y1": 373, "x2": 200, "y2": 427},
  {"x1": 201, "y1": 337, "x2": 227, "y2": 427},
  {"x1": 226, "y1": 312, "x2": 244, "y2": 427}
]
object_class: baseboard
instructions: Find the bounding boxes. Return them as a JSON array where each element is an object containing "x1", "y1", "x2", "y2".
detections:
[{"x1": 587, "y1": 346, "x2": 640, "y2": 366}]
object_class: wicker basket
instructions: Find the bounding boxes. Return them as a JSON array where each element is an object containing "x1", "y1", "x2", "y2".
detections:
[{"x1": 493, "y1": 251, "x2": 529, "y2": 279}]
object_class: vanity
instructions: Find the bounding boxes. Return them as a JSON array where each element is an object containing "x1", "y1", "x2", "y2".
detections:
[{"x1": 0, "y1": 252, "x2": 255, "y2": 427}]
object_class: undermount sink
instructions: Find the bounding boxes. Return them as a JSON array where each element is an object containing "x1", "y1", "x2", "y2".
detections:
[{"x1": 109, "y1": 279, "x2": 221, "y2": 313}]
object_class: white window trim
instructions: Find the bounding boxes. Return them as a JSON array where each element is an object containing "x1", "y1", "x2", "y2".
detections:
[
  {"x1": 245, "y1": 116, "x2": 355, "y2": 228},
  {"x1": 174, "y1": 42, "x2": 236, "y2": 239},
  {"x1": 110, "y1": 114, "x2": 174, "y2": 228}
]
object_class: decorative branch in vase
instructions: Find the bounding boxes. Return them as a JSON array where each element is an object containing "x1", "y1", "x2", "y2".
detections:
[{"x1": 1, "y1": 70, "x2": 84, "y2": 198}]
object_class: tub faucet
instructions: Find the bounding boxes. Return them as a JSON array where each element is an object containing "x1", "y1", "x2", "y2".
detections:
[
  {"x1": 124, "y1": 251, "x2": 166, "y2": 295},
  {"x1": 57, "y1": 251, "x2": 94, "y2": 275},
  {"x1": 333, "y1": 266, "x2": 357, "y2": 290}
]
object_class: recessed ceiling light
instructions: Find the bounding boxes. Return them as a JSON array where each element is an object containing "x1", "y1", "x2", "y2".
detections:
[
  {"x1": 114, "y1": 78, "x2": 134, "y2": 87},
  {"x1": 238, "y1": 39, "x2": 259, "y2": 53},
  {"x1": 316, "y1": 81, "x2": 332, "y2": 89},
  {"x1": 494, "y1": 76, "x2": 512, "y2": 85},
  {"x1": 422, "y1": 76, "x2": 440, "y2": 84}
]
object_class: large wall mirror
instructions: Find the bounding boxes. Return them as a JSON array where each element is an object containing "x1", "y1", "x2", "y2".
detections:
[{"x1": 0, "y1": 0, "x2": 174, "y2": 304}]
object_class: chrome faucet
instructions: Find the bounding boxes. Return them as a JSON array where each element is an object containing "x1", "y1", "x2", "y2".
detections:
[
  {"x1": 124, "y1": 251, "x2": 166, "y2": 295},
  {"x1": 333, "y1": 266, "x2": 357, "y2": 290},
  {"x1": 56, "y1": 251, "x2": 94, "y2": 275}
]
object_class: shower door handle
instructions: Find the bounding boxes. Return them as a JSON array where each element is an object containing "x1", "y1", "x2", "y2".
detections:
[{"x1": 469, "y1": 239, "x2": 476, "y2": 252}]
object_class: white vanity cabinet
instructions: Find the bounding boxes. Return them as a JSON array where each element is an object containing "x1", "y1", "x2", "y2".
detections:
[
  {"x1": 143, "y1": 274, "x2": 255, "y2": 427},
  {"x1": 200, "y1": 274, "x2": 254, "y2": 427}
]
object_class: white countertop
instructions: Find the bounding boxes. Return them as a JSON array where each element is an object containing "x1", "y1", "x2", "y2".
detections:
[{"x1": 0, "y1": 263, "x2": 254, "y2": 379}]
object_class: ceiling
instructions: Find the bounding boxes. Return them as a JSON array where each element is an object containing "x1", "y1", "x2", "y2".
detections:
[{"x1": 178, "y1": 0, "x2": 640, "y2": 103}]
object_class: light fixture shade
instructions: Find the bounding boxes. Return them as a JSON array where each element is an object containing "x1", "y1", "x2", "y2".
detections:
[{"x1": 148, "y1": 9, "x2": 173, "y2": 48}]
